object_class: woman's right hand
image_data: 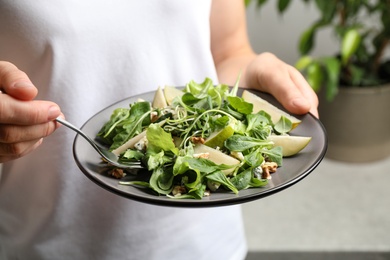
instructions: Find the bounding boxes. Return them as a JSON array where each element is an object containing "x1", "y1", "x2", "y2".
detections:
[{"x1": 0, "y1": 61, "x2": 62, "y2": 163}]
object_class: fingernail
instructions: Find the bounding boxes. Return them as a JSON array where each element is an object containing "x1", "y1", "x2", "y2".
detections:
[
  {"x1": 13, "y1": 81, "x2": 35, "y2": 89},
  {"x1": 48, "y1": 105, "x2": 61, "y2": 120},
  {"x1": 291, "y1": 97, "x2": 309, "y2": 108}
]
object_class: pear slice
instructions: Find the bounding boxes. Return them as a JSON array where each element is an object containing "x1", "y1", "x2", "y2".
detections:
[
  {"x1": 268, "y1": 135, "x2": 311, "y2": 157},
  {"x1": 152, "y1": 86, "x2": 168, "y2": 108},
  {"x1": 112, "y1": 131, "x2": 147, "y2": 156},
  {"x1": 204, "y1": 125, "x2": 235, "y2": 149},
  {"x1": 193, "y1": 144, "x2": 240, "y2": 174},
  {"x1": 164, "y1": 85, "x2": 184, "y2": 105},
  {"x1": 112, "y1": 120, "x2": 166, "y2": 156},
  {"x1": 242, "y1": 90, "x2": 301, "y2": 129}
]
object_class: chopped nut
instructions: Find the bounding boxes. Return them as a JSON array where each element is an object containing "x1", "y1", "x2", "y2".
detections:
[
  {"x1": 193, "y1": 152, "x2": 210, "y2": 159},
  {"x1": 261, "y1": 162, "x2": 278, "y2": 179},
  {"x1": 108, "y1": 168, "x2": 125, "y2": 179},
  {"x1": 172, "y1": 185, "x2": 187, "y2": 196},
  {"x1": 190, "y1": 136, "x2": 205, "y2": 144}
]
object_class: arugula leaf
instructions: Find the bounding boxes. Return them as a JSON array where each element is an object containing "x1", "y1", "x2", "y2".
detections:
[
  {"x1": 146, "y1": 124, "x2": 178, "y2": 155},
  {"x1": 206, "y1": 171, "x2": 238, "y2": 194},
  {"x1": 149, "y1": 167, "x2": 173, "y2": 195},
  {"x1": 227, "y1": 96, "x2": 253, "y2": 115},
  {"x1": 109, "y1": 102, "x2": 151, "y2": 150},
  {"x1": 119, "y1": 149, "x2": 144, "y2": 162},
  {"x1": 246, "y1": 113, "x2": 273, "y2": 140},
  {"x1": 97, "y1": 108, "x2": 130, "y2": 143}
]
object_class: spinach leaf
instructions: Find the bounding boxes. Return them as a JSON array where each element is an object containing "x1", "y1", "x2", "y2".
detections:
[
  {"x1": 274, "y1": 116, "x2": 293, "y2": 134},
  {"x1": 225, "y1": 135, "x2": 273, "y2": 152},
  {"x1": 230, "y1": 168, "x2": 252, "y2": 190},
  {"x1": 261, "y1": 146, "x2": 283, "y2": 166},
  {"x1": 244, "y1": 148, "x2": 264, "y2": 167},
  {"x1": 249, "y1": 177, "x2": 268, "y2": 188}
]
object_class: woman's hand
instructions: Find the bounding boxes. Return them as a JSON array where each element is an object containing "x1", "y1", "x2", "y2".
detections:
[
  {"x1": 210, "y1": 0, "x2": 318, "y2": 118},
  {"x1": 245, "y1": 52, "x2": 319, "y2": 117},
  {"x1": 0, "y1": 61, "x2": 62, "y2": 162}
]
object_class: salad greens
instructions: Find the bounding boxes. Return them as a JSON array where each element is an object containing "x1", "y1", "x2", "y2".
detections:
[{"x1": 97, "y1": 78, "x2": 292, "y2": 199}]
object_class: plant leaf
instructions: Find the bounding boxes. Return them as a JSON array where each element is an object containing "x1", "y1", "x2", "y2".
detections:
[
  {"x1": 277, "y1": 0, "x2": 291, "y2": 13},
  {"x1": 322, "y1": 57, "x2": 340, "y2": 101},
  {"x1": 341, "y1": 29, "x2": 361, "y2": 65}
]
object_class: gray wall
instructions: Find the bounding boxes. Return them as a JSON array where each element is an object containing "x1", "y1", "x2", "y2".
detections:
[{"x1": 246, "y1": 1, "x2": 338, "y2": 65}]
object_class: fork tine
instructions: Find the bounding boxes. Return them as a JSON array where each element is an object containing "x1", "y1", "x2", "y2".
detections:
[{"x1": 108, "y1": 161, "x2": 144, "y2": 169}]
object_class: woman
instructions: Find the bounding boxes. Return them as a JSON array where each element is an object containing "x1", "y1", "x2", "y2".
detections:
[{"x1": 0, "y1": 0, "x2": 318, "y2": 259}]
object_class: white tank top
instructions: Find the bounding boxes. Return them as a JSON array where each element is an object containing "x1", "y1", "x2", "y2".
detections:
[{"x1": 0, "y1": 1, "x2": 247, "y2": 259}]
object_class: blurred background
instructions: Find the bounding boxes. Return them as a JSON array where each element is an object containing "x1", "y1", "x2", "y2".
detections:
[{"x1": 244, "y1": 2, "x2": 390, "y2": 259}]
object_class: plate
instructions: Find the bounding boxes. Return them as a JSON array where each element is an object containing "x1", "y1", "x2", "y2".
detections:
[{"x1": 73, "y1": 89, "x2": 327, "y2": 207}]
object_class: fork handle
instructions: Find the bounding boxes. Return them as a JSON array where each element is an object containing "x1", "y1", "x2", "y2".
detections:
[{"x1": 55, "y1": 117, "x2": 102, "y2": 155}]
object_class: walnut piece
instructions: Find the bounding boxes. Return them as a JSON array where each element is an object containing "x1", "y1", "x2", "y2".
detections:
[
  {"x1": 109, "y1": 168, "x2": 125, "y2": 179},
  {"x1": 261, "y1": 162, "x2": 278, "y2": 179},
  {"x1": 190, "y1": 136, "x2": 205, "y2": 144}
]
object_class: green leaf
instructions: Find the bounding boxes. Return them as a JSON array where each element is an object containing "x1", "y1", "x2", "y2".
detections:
[
  {"x1": 299, "y1": 26, "x2": 315, "y2": 55},
  {"x1": 314, "y1": 0, "x2": 337, "y2": 23},
  {"x1": 249, "y1": 177, "x2": 268, "y2": 188},
  {"x1": 185, "y1": 77, "x2": 214, "y2": 95},
  {"x1": 261, "y1": 146, "x2": 283, "y2": 166},
  {"x1": 273, "y1": 116, "x2": 293, "y2": 134},
  {"x1": 206, "y1": 171, "x2": 238, "y2": 194},
  {"x1": 277, "y1": 0, "x2": 291, "y2": 13},
  {"x1": 149, "y1": 167, "x2": 173, "y2": 195},
  {"x1": 229, "y1": 71, "x2": 241, "y2": 97},
  {"x1": 230, "y1": 168, "x2": 252, "y2": 190},
  {"x1": 119, "y1": 149, "x2": 144, "y2": 161},
  {"x1": 97, "y1": 108, "x2": 130, "y2": 141},
  {"x1": 295, "y1": 55, "x2": 313, "y2": 71},
  {"x1": 321, "y1": 57, "x2": 340, "y2": 101},
  {"x1": 244, "y1": 148, "x2": 264, "y2": 167},
  {"x1": 246, "y1": 113, "x2": 272, "y2": 139},
  {"x1": 341, "y1": 29, "x2": 361, "y2": 65},
  {"x1": 225, "y1": 135, "x2": 273, "y2": 152},
  {"x1": 227, "y1": 96, "x2": 253, "y2": 115},
  {"x1": 306, "y1": 61, "x2": 323, "y2": 92},
  {"x1": 146, "y1": 123, "x2": 178, "y2": 155}
]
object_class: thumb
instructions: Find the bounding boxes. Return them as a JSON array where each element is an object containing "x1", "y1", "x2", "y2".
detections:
[{"x1": 0, "y1": 61, "x2": 38, "y2": 101}]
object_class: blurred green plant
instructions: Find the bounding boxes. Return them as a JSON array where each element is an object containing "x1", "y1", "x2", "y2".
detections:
[{"x1": 246, "y1": 0, "x2": 390, "y2": 101}]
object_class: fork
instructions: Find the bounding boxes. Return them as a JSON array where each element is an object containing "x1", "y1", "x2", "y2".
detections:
[{"x1": 55, "y1": 117, "x2": 143, "y2": 169}]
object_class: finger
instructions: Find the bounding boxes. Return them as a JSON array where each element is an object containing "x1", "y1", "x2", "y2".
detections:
[
  {"x1": 0, "y1": 93, "x2": 61, "y2": 125},
  {"x1": 0, "y1": 121, "x2": 59, "y2": 143},
  {"x1": 289, "y1": 67, "x2": 319, "y2": 117},
  {"x1": 0, "y1": 138, "x2": 43, "y2": 163},
  {"x1": 0, "y1": 61, "x2": 38, "y2": 101},
  {"x1": 260, "y1": 67, "x2": 312, "y2": 115}
]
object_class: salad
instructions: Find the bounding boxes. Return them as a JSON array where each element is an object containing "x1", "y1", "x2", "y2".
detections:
[{"x1": 97, "y1": 78, "x2": 311, "y2": 199}]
